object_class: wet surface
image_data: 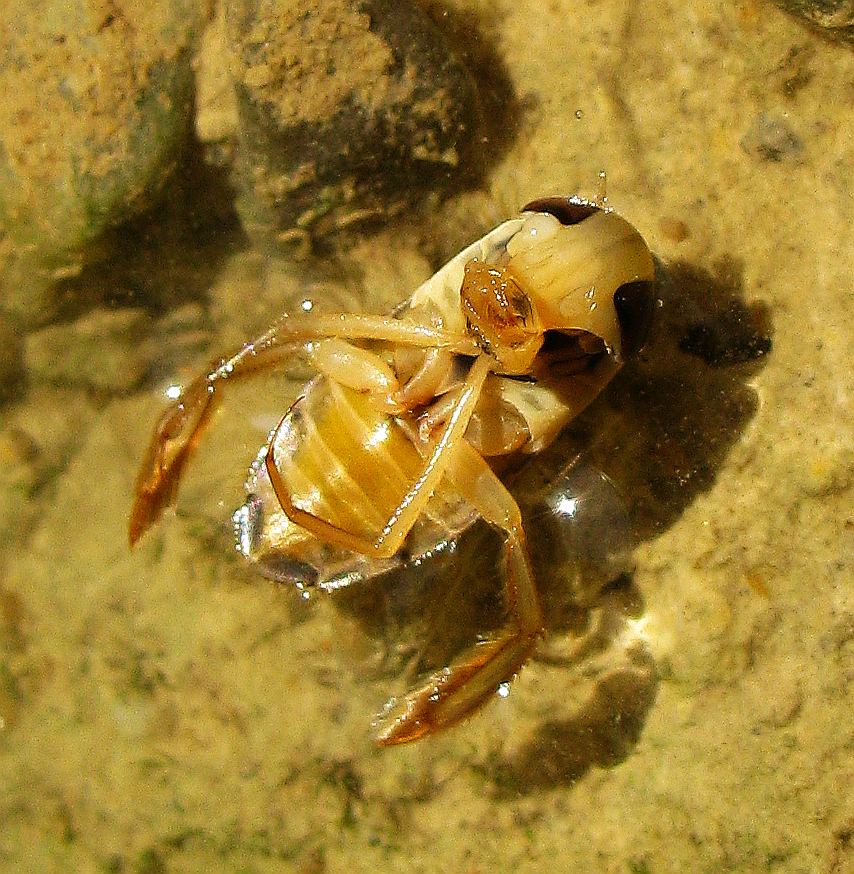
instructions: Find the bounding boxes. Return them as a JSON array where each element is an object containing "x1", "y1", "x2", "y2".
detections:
[{"x1": 1, "y1": 1, "x2": 852, "y2": 872}]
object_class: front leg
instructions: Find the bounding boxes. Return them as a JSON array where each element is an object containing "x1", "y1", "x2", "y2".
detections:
[{"x1": 129, "y1": 312, "x2": 478, "y2": 544}]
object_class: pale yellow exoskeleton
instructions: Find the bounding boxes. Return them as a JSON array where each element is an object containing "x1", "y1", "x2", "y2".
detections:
[{"x1": 129, "y1": 196, "x2": 655, "y2": 745}]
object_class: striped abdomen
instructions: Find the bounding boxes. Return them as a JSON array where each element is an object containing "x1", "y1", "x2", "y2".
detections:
[{"x1": 273, "y1": 378, "x2": 459, "y2": 547}]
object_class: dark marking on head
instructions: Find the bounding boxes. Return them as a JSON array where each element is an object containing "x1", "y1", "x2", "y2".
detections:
[
  {"x1": 614, "y1": 280, "x2": 656, "y2": 359},
  {"x1": 521, "y1": 196, "x2": 600, "y2": 226}
]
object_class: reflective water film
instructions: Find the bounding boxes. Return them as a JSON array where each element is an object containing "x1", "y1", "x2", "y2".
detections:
[{"x1": 1, "y1": 2, "x2": 851, "y2": 872}]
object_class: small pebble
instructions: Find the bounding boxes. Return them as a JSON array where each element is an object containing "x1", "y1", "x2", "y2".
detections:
[
  {"x1": 8, "y1": 385, "x2": 98, "y2": 473},
  {"x1": 740, "y1": 113, "x2": 804, "y2": 163},
  {"x1": 146, "y1": 304, "x2": 214, "y2": 382},
  {"x1": 207, "y1": 251, "x2": 301, "y2": 348},
  {"x1": 0, "y1": 386, "x2": 98, "y2": 551},
  {"x1": 658, "y1": 216, "x2": 691, "y2": 243}
]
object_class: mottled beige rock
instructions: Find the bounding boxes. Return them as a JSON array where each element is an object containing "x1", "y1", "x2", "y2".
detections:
[
  {"x1": 0, "y1": 2, "x2": 852, "y2": 873},
  {"x1": 226, "y1": 0, "x2": 479, "y2": 252},
  {"x1": 25, "y1": 308, "x2": 150, "y2": 392},
  {"x1": 0, "y1": 0, "x2": 207, "y2": 326}
]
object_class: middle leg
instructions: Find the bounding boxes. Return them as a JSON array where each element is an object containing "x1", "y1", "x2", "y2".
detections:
[{"x1": 375, "y1": 439, "x2": 544, "y2": 746}]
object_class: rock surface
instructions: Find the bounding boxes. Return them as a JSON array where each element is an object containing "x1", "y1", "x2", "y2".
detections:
[
  {"x1": 0, "y1": 0, "x2": 205, "y2": 326},
  {"x1": 226, "y1": 0, "x2": 480, "y2": 253},
  {"x1": 0, "y1": 2, "x2": 852, "y2": 873},
  {"x1": 772, "y1": 0, "x2": 854, "y2": 43}
]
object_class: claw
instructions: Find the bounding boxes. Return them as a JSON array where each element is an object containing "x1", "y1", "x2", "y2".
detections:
[
  {"x1": 128, "y1": 377, "x2": 217, "y2": 545},
  {"x1": 374, "y1": 631, "x2": 540, "y2": 746}
]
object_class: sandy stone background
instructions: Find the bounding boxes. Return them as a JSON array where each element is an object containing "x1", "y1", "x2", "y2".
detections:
[{"x1": 1, "y1": 1, "x2": 852, "y2": 872}]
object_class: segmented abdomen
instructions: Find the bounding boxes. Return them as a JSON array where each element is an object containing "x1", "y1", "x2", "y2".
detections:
[{"x1": 275, "y1": 378, "x2": 456, "y2": 545}]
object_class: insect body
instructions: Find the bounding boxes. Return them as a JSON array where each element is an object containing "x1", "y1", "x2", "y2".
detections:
[{"x1": 129, "y1": 196, "x2": 655, "y2": 745}]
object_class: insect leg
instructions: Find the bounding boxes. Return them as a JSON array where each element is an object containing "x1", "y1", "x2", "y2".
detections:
[
  {"x1": 395, "y1": 346, "x2": 455, "y2": 408},
  {"x1": 242, "y1": 311, "x2": 478, "y2": 357},
  {"x1": 265, "y1": 355, "x2": 492, "y2": 559},
  {"x1": 304, "y1": 338, "x2": 404, "y2": 415},
  {"x1": 129, "y1": 314, "x2": 478, "y2": 545},
  {"x1": 374, "y1": 440, "x2": 543, "y2": 746}
]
